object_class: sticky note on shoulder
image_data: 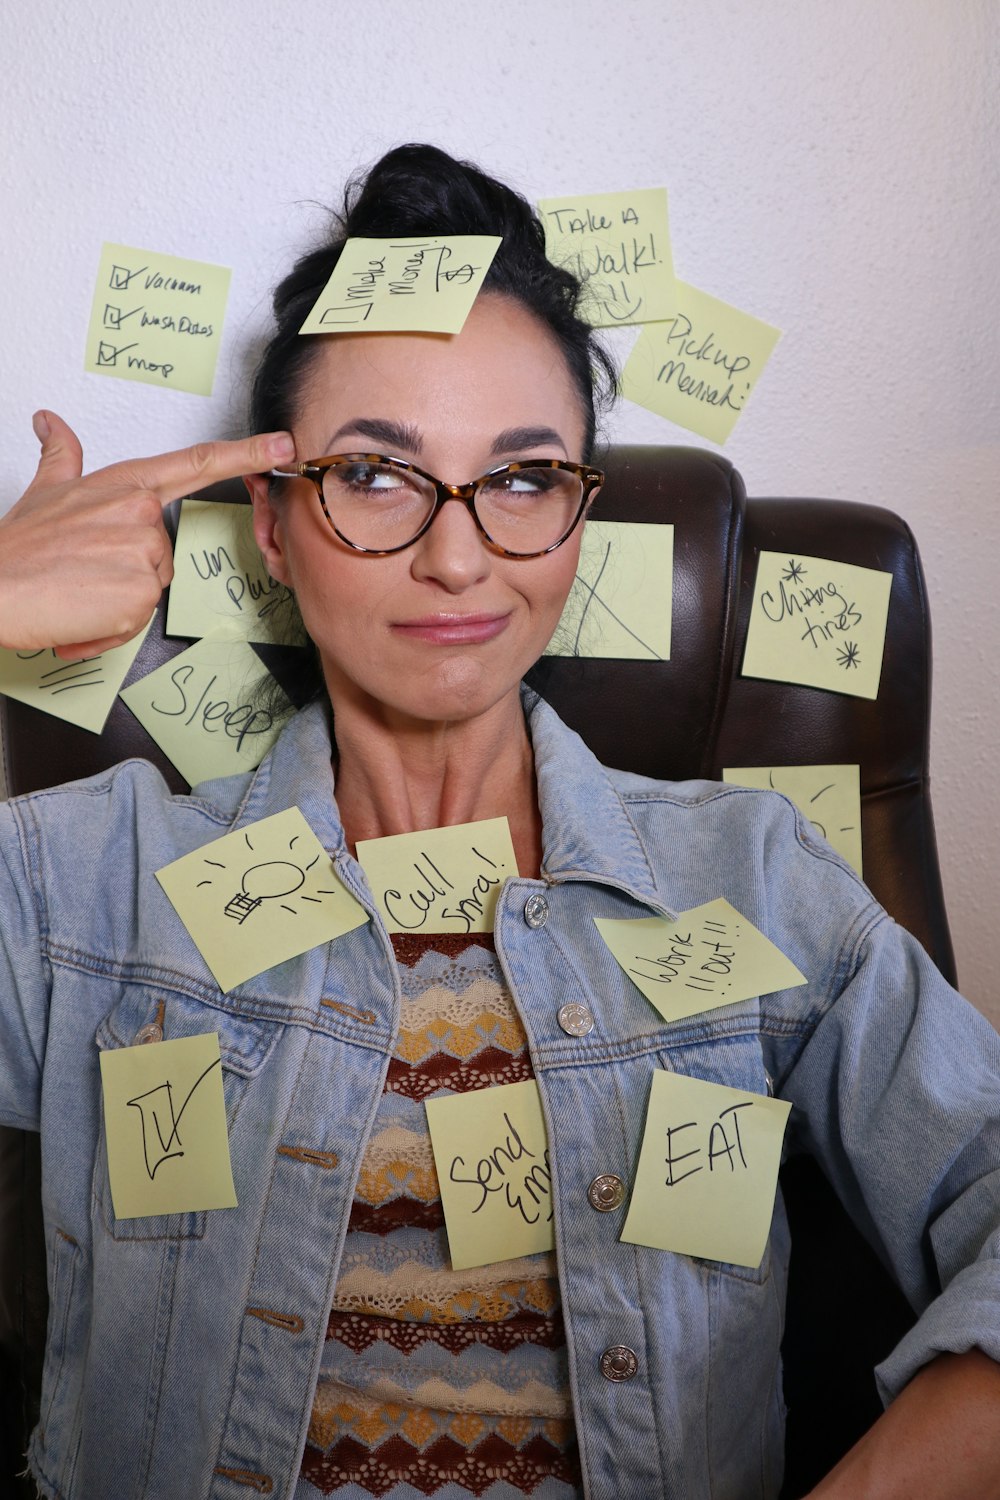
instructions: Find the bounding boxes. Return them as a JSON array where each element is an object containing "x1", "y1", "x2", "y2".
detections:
[
  {"x1": 100, "y1": 1032, "x2": 237, "y2": 1218},
  {"x1": 538, "y1": 189, "x2": 676, "y2": 327},
  {"x1": 545, "y1": 520, "x2": 672, "y2": 659},
  {"x1": 621, "y1": 1070, "x2": 790, "y2": 1268},
  {"x1": 426, "y1": 1080, "x2": 554, "y2": 1270},
  {"x1": 356, "y1": 817, "x2": 517, "y2": 935},
  {"x1": 300, "y1": 236, "x2": 501, "y2": 334},
  {"x1": 156, "y1": 807, "x2": 368, "y2": 992},
  {"x1": 167, "y1": 499, "x2": 301, "y2": 646},
  {"x1": 723, "y1": 765, "x2": 862, "y2": 876},
  {"x1": 595, "y1": 897, "x2": 805, "y2": 1024},
  {"x1": 0, "y1": 619, "x2": 153, "y2": 734}
]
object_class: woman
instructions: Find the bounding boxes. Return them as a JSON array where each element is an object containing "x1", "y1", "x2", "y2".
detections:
[{"x1": 2, "y1": 145, "x2": 1000, "y2": 1500}]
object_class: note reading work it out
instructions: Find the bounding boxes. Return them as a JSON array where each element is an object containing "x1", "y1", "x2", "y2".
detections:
[
  {"x1": 426, "y1": 1079, "x2": 555, "y2": 1270},
  {"x1": 156, "y1": 807, "x2": 368, "y2": 992},
  {"x1": 595, "y1": 897, "x2": 805, "y2": 1025},
  {"x1": 544, "y1": 521, "x2": 673, "y2": 660},
  {"x1": 84, "y1": 242, "x2": 231, "y2": 397},
  {"x1": 742, "y1": 551, "x2": 892, "y2": 701},
  {"x1": 100, "y1": 1032, "x2": 237, "y2": 1220},
  {"x1": 538, "y1": 189, "x2": 676, "y2": 328},
  {"x1": 356, "y1": 817, "x2": 518, "y2": 936},
  {"x1": 0, "y1": 620, "x2": 153, "y2": 735},
  {"x1": 621, "y1": 1070, "x2": 791, "y2": 1268},
  {"x1": 723, "y1": 765, "x2": 863, "y2": 876},
  {"x1": 167, "y1": 499, "x2": 301, "y2": 647},
  {"x1": 622, "y1": 280, "x2": 781, "y2": 444},
  {"x1": 299, "y1": 235, "x2": 502, "y2": 335}
]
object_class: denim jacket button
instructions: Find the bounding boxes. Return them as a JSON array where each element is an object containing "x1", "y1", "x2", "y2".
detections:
[
  {"x1": 133, "y1": 1022, "x2": 163, "y2": 1045},
  {"x1": 600, "y1": 1345, "x2": 638, "y2": 1381},
  {"x1": 523, "y1": 894, "x2": 549, "y2": 928},
  {"x1": 557, "y1": 1002, "x2": 594, "y2": 1037},
  {"x1": 588, "y1": 1175, "x2": 625, "y2": 1212}
]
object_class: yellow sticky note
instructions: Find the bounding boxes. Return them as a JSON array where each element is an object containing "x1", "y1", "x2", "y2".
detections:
[
  {"x1": 166, "y1": 499, "x2": 301, "y2": 646},
  {"x1": 545, "y1": 520, "x2": 672, "y2": 659},
  {"x1": 594, "y1": 897, "x2": 806, "y2": 1024},
  {"x1": 299, "y1": 236, "x2": 502, "y2": 335},
  {"x1": 99, "y1": 1032, "x2": 237, "y2": 1219},
  {"x1": 538, "y1": 189, "x2": 676, "y2": 327},
  {"x1": 156, "y1": 807, "x2": 369, "y2": 992},
  {"x1": 0, "y1": 619, "x2": 153, "y2": 734},
  {"x1": 621, "y1": 280, "x2": 781, "y2": 443},
  {"x1": 84, "y1": 243, "x2": 231, "y2": 397},
  {"x1": 621, "y1": 1071, "x2": 790, "y2": 1267},
  {"x1": 356, "y1": 817, "x2": 517, "y2": 935},
  {"x1": 742, "y1": 551, "x2": 893, "y2": 700},
  {"x1": 120, "y1": 637, "x2": 291, "y2": 787},
  {"x1": 723, "y1": 765, "x2": 863, "y2": 876},
  {"x1": 426, "y1": 1080, "x2": 554, "y2": 1270}
]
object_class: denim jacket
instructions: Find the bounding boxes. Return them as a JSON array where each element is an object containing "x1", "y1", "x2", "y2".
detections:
[{"x1": 2, "y1": 690, "x2": 999, "y2": 1500}]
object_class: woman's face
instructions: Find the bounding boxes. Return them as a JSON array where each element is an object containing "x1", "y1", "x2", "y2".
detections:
[{"x1": 251, "y1": 294, "x2": 594, "y2": 731}]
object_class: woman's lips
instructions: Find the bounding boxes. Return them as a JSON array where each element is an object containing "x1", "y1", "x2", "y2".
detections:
[{"x1": 391, "y1": 612, "x2": 512, "y2": 645}]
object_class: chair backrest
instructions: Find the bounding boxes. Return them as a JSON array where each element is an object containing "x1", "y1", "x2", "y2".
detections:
[{"x1": 0, "y1": 445, "x2": 953, "y2": 1497}]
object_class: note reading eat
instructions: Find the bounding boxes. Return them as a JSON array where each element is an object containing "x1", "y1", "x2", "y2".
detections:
[
  {"x1": 742, "y1": 551, "x2": 892, "y2": 700},
  {"x1": 356, "y1": 817, "x2": 517, "y2": 935},
  {"x1": 426, "y1": 1080, "x2": 555, "y2": 1270},
  {"x1": 156, "y1": 807, "x2": 368, "y2": 992},
  {"x1": 621, "y1": 1070, "x2": 791, "y2": 1268},
  {"x1": 723, "y1": 765, "x2": 863, "y2": 876},
  {"x1": 299, "y1": 235, "x2": 501, "y2": 335},
  {"x1": 167, "y1": 499, "x2": 301, "y2": 646},
  {"x1": 538, "y1": 188, "x2": 676, "y2": 327},
  {"x1": 0, "y1": 621, "x2": 153, "y2": 735},
  {"x1": 84, "y1": 242, "x2": 231, "y2": 396},
  {"x1": 545, "y1": 521, "x2": 673, "y2": 660},
  {"x1": 100, "y1": 1032, "x2": 237, "y2": 1219}
]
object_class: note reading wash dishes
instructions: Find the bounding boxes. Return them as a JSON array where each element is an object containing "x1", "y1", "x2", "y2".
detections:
[
  {"x1": 356, "y1": 817, "x2": 518, "y2": 935},
  {"x1": 545, "y1": 521, "x2": 673, "y2": 660},
  {"x1": 299, "y1": 235, "x2": 501, "y2": 335},
  {"x1": 0, "y1": 621, "x2": 153, "y2": 735},
  {"x1": 538, "y1": 188, "x2": 676, "y2": 327}
]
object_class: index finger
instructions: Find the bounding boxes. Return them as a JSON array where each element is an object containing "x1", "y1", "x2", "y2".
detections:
[{"x1": 85, "y1": 431, "x2": 296, "y2": 507}]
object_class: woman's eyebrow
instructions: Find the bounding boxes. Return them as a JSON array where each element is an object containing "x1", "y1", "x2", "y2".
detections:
[
  {"x1": 325, "y1": 417, "x2": 424, "y2": 454},
  {"x1": 490, "y1": 425, "x2": 568, "y2": 457}
]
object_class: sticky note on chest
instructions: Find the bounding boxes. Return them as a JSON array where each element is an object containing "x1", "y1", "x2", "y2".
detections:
[
  {"x1": 167, "y1": 499, "x2": 300, "y2": 646},
  {"x1": 538, "y1": 189, "x2": 676, "y2": 327},
  {"x1": 426, "y1": 1080, "x2": 554, "y2": 1270},
  {"x1": 299, "y1": 235, "x2": 501, "y2": 334},
  {"x1": 100, "y1": 1032, "x2": 237, "y2": 1219},
  {"x1": 621, "y1": 1070, "x2": 791, "y2": 1268},
  {"x1": 156, "y1": 807, "x2": 369, "y2": 992},
  {"x1": 595, "y1": 897, "x2": 805, "y2": 1024},
  {"x1": 356, "y1": 817, "x2": 517, "y2": 935},
  {"x1": 0, "y1": 619, "x2": 153, "y2": 734}
]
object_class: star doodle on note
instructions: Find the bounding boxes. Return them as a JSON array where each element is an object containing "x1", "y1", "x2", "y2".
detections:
[
  {"x1": 194, "y1": 829, "x2": 339, "y2": 925},
  {"x1": 781, "y1": 558, "x2": 807, "y2": 585},
  {"x1": 836, "y1": 641, "x2": 861, "y2": 670}
]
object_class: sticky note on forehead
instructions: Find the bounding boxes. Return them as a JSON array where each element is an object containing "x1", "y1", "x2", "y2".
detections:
[
  {"x1": 0, "y1": 619, "x2": 153, "y2": 735},
  {"x1": 299, "y1": 235, "x2": 502, "y2": 335},
  {"x1": 621, "y1": 279, "x2": 781, "y2": 444},
  {"x1": 538, "y1": 188, "x2": 676, "y2": 328},
  {"x1": 356, "y1": 818, "x2": 517, "y2": 935}
]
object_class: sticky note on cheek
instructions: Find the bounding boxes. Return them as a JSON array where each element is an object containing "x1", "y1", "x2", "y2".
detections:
[
  {"x1": 99, "y1": 1033, "x2": 237, "y2": 1219},
  {"x1": 426, "y1": 1080, "x2": 555, "y2": 1270},
  {"x1": 356, "y1": 817, "x2": 517, "y2": 935}
]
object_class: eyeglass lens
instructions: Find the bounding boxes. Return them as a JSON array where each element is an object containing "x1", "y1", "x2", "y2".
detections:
[{"x1": 320, "y1": 460, "x2": 584, "y2": 553}]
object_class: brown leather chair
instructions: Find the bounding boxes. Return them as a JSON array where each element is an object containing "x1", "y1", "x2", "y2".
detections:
[{"x1": 0, "y1": 446, "x2": 954, "y2": 1498}]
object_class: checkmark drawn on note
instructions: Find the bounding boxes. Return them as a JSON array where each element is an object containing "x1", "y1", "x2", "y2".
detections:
[{"x1": 127, "y1": 1055, "x2": 222, "y2": 1181}]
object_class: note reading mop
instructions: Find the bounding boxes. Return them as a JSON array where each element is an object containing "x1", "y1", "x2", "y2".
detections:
[
  {"x1": 100, "y1": 1032, "x2": 237, "y2": 1220},
  {"x1": 0, "y1": 621, "x2": 153, "y2": 735},
  {"x1": 85, "y1": 242, "x2": 231, "y2": 397},
  {"x1": 426, "y1": 1080, "x2": 554, "y2": 1270},
  {"x1": 545, "y1": 521, "x2": 673, "y2": 660},
  {"x1": 167, "y1": 499, "x2": 300, "y2": 646},
  {"x1": 742, "y1": 551, "x2": 892, "y2": 700},
  {"x1": 621, "y1": 1071, "x2": 791, "y2": 1268},
  {"x1": 723, "y1": 765, "x2": 862, "y2": 876},
  {"x1": 156, "y1": 808, "x2": 368, "y2": 992},
  {"x1": 538, "y1": 189, "x2": 676, "y2": 327},
  {"x1": 622, "y1": 280, "x2": 781, "y2": 444},
  {"x1": 300, "y1": 235, "x2": 501, "y2": 335},
  {"x1": 356, "y1": 817, "x2": 517, "y2": 935},
  {"x1": 595, "y1": 898, "x2": 806, "y2": 1024}
]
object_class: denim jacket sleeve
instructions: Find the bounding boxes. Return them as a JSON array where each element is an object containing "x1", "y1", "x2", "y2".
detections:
[{"x1": 0, "y1": 795, "x2": 51, "y2": 1130}]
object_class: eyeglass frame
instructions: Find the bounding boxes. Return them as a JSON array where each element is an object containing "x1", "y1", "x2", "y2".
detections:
[{"x1": 268, "y1": 452, "x2": 605, "y2": 557}]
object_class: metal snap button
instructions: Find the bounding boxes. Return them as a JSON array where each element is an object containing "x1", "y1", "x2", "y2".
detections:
[
  {"x1": 588, "y1": 1174, "x2": 625, "y2": 1212},
  {"x1": 523, "y1": 893, "x2": 549, "y2": 929},
  {"x1": 600, "y1": 1345, "x2": 638, "y2": 1381},
  {"x1": 764, "y1": 1069, "x2": 775, "y2": 1098},
  {"x1": 557, "y1": 1002, "x2": 594, "y2": 1037},
  {"x1": 133, "y1": 1022, "x2": 163, "y2": 1045}
]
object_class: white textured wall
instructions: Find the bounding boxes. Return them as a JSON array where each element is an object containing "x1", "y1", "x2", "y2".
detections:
[{"x1": 3, "y1": 0, "x2": 998, "y2": 1016}]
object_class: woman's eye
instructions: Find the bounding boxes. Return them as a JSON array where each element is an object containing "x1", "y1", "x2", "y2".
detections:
[
  {"x1": 485, "y1": 468, "x2": 553, "y2": 495},
  {"x1": 342, "y1": 464, "x2": 406, "y2": 492}
]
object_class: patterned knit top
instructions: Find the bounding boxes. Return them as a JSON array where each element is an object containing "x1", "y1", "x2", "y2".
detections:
[{"x1": 296, "y1": 933, "x2": 582, "y2": 1499}]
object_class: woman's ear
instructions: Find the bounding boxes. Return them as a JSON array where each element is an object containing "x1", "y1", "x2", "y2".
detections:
[{"x1": 245, "y1": 474, "x2": 292, "y2": 585}]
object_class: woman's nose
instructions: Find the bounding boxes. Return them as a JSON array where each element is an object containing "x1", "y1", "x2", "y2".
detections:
[{"x1": 409, "y1": 495, "x2": 492, "y2": 591}]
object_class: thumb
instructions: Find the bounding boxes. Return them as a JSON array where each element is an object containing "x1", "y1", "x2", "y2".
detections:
[{"x1": 31, "y1": 410, "x2": 84, "y2": 486}]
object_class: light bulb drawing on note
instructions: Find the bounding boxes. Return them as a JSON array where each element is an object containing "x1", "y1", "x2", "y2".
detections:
[{"x1": 194, "y1": 829, "x2": 338, "y2": 925}]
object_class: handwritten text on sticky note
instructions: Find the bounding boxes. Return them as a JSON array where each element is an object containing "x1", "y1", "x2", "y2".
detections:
[
  {"x1": 85, "y1": 243, "x2": 231, "y2": 397},
  {"x1": 100, "y1": 1032, "x2": 237, "y2": 1219},
  {"x1": 0, "y1": 620, "x2": 153, "y2": 735},
  {"x1": 545, "y1": 521, "x2": 672, "y2": 659},
  {"x1": 156, "y1": 808, "x2": 368, "y2": 992},
  {"x1": 595, "y1": 898, "x2": 806, "y2": 1024},
  {"x1": 166, "y1": 499, "x2": 300, "y2": 646},
  {"x1": 723, "y1": 765, "x2": 862, "y2": 875},
  {"x1": 120, "y1": 637, "x2": 291, "y2": 788},
  {"x1": 742, "y1": 552, "x2": 892, "y2": 700},
  {"x1": 621, "y1": 1070, "x2": 790, "y2": 1268},
  {"x1": 426, "y1": 1080, "x2": 554, "y2": 1270},
  {"x1": 356, "y1": 817, "x2": 517, "y2": 935},
  {"x1": 300, "y1": 236, "x2": 501, "y2": 335},
  {"x1": 622, "y1": 280, "x2": 781, "y2": 444},
  {"x1": 538, "y1": 189, "x2": 676, "y2": 327}
]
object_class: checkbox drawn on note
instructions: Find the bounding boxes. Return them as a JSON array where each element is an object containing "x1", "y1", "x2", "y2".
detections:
[
  {"x1": 97, "y1": 340, "x2": 139, "y2": 368},
  {"x1": 109, "y1": 263, "x2": 146, "y2": 291}
]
